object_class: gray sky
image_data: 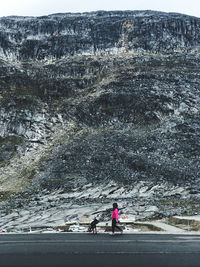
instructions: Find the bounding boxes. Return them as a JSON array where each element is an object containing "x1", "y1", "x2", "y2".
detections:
[{"x1": 1, "y1": 0, "x2": 200, "y2": 18}]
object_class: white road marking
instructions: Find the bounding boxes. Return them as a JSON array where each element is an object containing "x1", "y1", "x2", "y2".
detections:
[
  {"x1": 178, "y1": 239, "x2": 200, "y2": 240},
  {"x1": 0, "y1": 239, "x2": 200, "y2": 244}
]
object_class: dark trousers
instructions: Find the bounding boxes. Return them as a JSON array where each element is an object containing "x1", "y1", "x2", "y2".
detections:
[{"x1": 112, "y1": 218, "x2": 122, "y2": 233}]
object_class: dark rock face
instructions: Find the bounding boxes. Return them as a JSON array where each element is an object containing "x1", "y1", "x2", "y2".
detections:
[
  {"x1": 1, "y1": 11, "x2": 200, "y2": 60},
  {"x1": 0, "y1": 11, "x2": 200, "y2": 225}
]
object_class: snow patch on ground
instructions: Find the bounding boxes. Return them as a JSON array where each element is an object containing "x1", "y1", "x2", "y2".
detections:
[{"x1": 0, "y1": 180, "x2": 192, "y2": 231}]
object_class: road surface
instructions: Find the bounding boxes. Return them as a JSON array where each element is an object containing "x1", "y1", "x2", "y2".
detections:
[{"x1": 1, "y1": 233, "x2": 200, "y2": 266}]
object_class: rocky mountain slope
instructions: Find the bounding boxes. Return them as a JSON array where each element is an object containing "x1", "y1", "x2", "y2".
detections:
[{"x1": 0, "y1": 11, "x2": 200, "y2": 229}]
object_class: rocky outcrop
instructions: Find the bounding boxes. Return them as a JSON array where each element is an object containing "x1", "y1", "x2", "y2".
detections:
[
  {"x1": 0, "y1": 11, "x2": 200, "y2": 228},
  {"x1": 0, "y1": 11, "x2": 200, "y2": 61}
]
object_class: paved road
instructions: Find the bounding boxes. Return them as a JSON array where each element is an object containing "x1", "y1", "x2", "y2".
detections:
[{"x1": 1, "y1": 233, "x2": 200, "y2": 267}]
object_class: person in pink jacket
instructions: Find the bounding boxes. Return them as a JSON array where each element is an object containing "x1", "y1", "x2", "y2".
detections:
[{"x1": 112, "y1": 203, "x2": 123, "y2": 234}]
